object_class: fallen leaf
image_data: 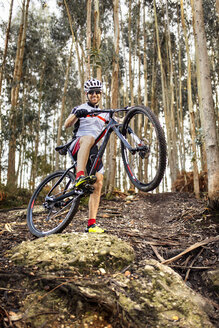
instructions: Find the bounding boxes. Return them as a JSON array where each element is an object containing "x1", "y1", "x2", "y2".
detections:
[
  {"x1": 5, "y1": 224, "x2": 14, "y2": 232},
  {"x1": 9, "y1": 311, "x2": 23, "y2": 321}
]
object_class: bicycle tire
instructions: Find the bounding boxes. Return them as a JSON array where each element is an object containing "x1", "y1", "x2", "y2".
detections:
[
  {"x1": 121, "y1": 105, "x2": 166, "y2": 192},
  {"x1": 27, "y1": 170, "x2": 81, "y2": 237}
]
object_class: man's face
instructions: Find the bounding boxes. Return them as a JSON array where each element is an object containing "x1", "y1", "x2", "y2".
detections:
[{"x1": 87, "y1": 90, "x2": 101, "y2": 105}]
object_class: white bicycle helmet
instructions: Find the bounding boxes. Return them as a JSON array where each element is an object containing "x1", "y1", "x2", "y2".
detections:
[{"x1": 84, "y1": 78, "x2": 102, "y2": 92}]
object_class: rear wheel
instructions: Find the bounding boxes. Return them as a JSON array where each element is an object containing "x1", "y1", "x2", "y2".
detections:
[
  {"x1": 121, "y1": 106, "x2": 166, "y2": 192},
  {"x1": 27, "y1": 170, "x2": 81, "y2": 237}
]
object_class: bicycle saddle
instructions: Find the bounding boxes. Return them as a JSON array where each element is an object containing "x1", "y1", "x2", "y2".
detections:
[{"x1": 55, "y1": 140, "x2": 74, "y2": 155}]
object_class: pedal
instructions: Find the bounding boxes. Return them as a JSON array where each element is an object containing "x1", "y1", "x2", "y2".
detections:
[
  {"x1": 84, "y1": 184, "x2": 95, "y2": 194},
  {"x1": 75, "y1": 175, "x2": 97, "y2": 189}
]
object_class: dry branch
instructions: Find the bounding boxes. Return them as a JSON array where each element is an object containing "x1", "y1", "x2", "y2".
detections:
[
  {"x1": 150, "y1": 244, "x2": 165, "y2": 262},
  {"x1": 162, "y1": 235, "x2": 219, "y2": 265},
  {"x1": 184, "y1": 248, "x2": 204, "y2": 282}
]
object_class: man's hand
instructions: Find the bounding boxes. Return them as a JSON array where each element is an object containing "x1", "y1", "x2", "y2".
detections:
[{"x1": 75, "y1": 109, "x2": 89, "y2": 118}]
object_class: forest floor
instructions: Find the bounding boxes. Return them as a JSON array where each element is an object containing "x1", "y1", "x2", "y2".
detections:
[{"x1": 0, "y1": 191, "x2": 218, "y2": 327}]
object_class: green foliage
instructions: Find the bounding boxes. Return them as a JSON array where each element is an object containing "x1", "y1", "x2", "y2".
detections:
[
  {"x1": 58, "y1": 0, "x2": 87, "y2": 41},
  {"x1": 36, "y1": 155, "x2": 52, "y2": 177},
  {"x1": 50, "y1": 14, "x2": 71, "y2": 48}
]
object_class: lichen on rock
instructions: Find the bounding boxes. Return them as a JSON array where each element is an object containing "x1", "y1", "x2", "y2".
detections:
[
  {"x1": 8, "y1": 234, "x2": 214, "y2": 327},
  {"x1": 9, "y1": 233, "x2": 135, "y2": 273},
  {"x1": 116, "y1": 259, "x2": 214, "y2": 328}
]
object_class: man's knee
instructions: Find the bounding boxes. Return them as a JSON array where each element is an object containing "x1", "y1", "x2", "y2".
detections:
[{"x1": 94, "y1": 173, "x2": 103, "y2": 191}]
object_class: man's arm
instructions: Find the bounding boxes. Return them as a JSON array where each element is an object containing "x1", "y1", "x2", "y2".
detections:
[
  {"x1": 65, "y1": 108, "x2": 89, "y2": 129},
  {"x1": 64, "y1": 113, "x2": 77, "y2": 129}
]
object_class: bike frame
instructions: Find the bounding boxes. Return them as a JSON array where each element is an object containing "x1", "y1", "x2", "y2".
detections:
[{"x1": 46, "y1": 107, "x2": 136, "y2": 204}]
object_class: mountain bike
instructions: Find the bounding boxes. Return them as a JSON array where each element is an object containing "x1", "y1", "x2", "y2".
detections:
[{"x1": 27, "y1": 105, "x2": 167, "y2": 237}]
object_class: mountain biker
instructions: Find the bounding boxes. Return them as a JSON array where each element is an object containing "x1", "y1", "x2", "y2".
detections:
[{"x1": 64, "y1": 78, "x2": 109, "y2": 233}]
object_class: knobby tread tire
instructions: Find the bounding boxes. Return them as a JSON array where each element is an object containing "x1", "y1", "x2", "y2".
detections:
[
  {"x1": 121, "y1": 105, "x2": 167, "y2": 192},
  {"x1": 27, "y1": 170, "x2": 80, "y2": 237}
]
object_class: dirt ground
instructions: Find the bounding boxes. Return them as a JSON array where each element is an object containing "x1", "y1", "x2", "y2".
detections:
[{"x1": 0, "y1": 191, "x2": 218, "y2": 327}]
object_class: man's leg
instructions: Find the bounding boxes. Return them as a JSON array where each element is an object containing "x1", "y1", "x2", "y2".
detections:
[
  {"x1": 76, "y1": 135, "x2": 95, "y2": 179},
  {"x1": 87, "y1": 172, "x2": 104, "y2": 232}
]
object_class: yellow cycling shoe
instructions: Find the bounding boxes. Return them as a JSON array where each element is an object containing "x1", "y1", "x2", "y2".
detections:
[
  {"x1": 85, "y1": 224, "x2": 105, "y2": 233},
  {"x1": 75, "y1": 175, "x2": 97, "y2": 189}
]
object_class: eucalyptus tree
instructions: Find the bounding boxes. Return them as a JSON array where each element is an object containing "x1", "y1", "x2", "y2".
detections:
[
  {"x1": 0, "y1": 0, "x2": 14, "y2": 102},
  {"x1": 86, "y1": 0, "x2": 92, "y2": 80},
  {"x1": 0, "y1": 0, "x2": 14, "y2": 184},
  {"x1": 1, "y1": 3, "x2": 81, "y2": 189},
  {"x1": 191, "y1": 0, "x2": 219, "y2": 207},
  {"x1": 153, "y1": 0, "x2": 179, "y2": 188},
  {"x1": 107, "y1": 0, "x2": 120, "y2": 193},
  {"x1": 7, "y1": 0, "x2": 30, "y2": 189},
  {"x1": 180, "y1": 0, "x2": 200, "y2": 197},
  {"x1": 201, "y1": 0, "x2": 218, "y2": 111},
  {"x1": 25, "y1": 10, "x2": 81, "y2": 186}
]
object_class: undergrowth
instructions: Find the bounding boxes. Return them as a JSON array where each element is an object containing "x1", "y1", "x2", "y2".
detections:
[{"x1": 0, "y1": 184, "x2": 32, "y2": 209}]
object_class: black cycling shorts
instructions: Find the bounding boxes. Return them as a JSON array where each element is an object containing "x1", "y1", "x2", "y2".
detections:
[{"x1": 70, "y1": 137, "x2": 104, "y2": 174}]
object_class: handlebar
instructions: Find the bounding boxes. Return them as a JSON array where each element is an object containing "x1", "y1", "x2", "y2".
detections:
[{"x1": 88, "y1": 106, "x2": 131, "y2": 117}]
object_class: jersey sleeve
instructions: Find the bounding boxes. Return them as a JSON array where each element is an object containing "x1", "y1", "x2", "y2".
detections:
[{"x1": 71, "y1": 106, "x2": 79, "y2": 115}]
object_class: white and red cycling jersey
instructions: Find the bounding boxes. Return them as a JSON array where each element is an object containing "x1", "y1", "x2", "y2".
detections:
[
  {"x1": 70, "y1": 102, "x2": 109, "y2": 174},
  {"x1": 71, "y1": 102, "x2": 109, "y2": 139}
]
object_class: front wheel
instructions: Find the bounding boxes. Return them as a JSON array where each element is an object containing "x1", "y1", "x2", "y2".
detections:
[
  {"x1": 27, "y1": 170, "x2": 81, "y2": 237},
  {"x1": 121, "y1": 106, "x2": 167, "y2": 192}
]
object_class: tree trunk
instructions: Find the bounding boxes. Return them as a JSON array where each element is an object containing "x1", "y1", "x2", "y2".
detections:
[
  {"x1": 177, "y1": 6, "x2": 186, "y2": 171},
  {"x1": 7, "y1": 0, "x2": 30, "y2": 188},
  {"x1": 0, "y1": 0, "x2": 14, "y2": 184},
  {"x1": 0, "y1": 0, "x2": 13, "y2": 99},
  {"x1": 153, "y1": 0, "x2": 175, "y2": 187},
  {"x1": 150, "y1": 33, "x2": 156, "y2": 111},
  {"x1": 55, "y1": 41, "x2": 73, "y2": 171},
  {"x1": 0, "y1": 0, "x2": 13, "y2": 100},
  {"x1": 86, "y1": 0, "x2": 92, "y2": 80},
  {"x1": 165, "y1": 1, "x2": 179, "y2": 182},
  {"x1": 216, "y1": 0, "x2": 219, "y2": 17},
  {"x1": 64, "y1": 0, "x2": 84, "y2": 102},
  {"x1": 17, "y1": 68, "x2": 28, "y2": 187},
  {"x1": 192, "y1": 25, "x2": 207, "y2": 172},
  {"x1": 119, "y1": 3, "x2": 128, "y2": 106},
  {"x1": 108, "y1": 0, "x2": 119, "y2": 194},
  {"x1": 94, "y1": 0, "x2": 101, "y2": 80},
  {"x1": 191, "y1": 0, "x2": 219, "y2": 207},
  {"x1": 143, "y1": 1, "x2": 148, "y2": 106},
  {"x1": 32, "y1": 63, "x2": 46, "y2": 189},
  {"x1": 180, "y1": 0, "x2": 200, "y2": 198},
  {"x1": 128, "y1": 0, "x2": 134, "y2": 106},
  {"x1": 137, "y1": 0, "x2": 141, "y2": 105},
  {"x1": 93, "y1": 0, "x2": 102, "y2": 107}
]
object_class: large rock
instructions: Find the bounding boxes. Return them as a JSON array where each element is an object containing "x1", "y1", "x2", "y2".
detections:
[
  {"x1": 9, "y1": 233, "x2": 135, "y2": 272},
  {"x1": 116, "y1": 260, "x2": 213, "y2": 328},
  {"x1": 8, "y1": 233, "x2": 214, "y2": 328}
]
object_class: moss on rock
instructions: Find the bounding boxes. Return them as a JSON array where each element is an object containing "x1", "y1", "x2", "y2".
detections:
[
  {"x1": 8, "y1": 233, "x2": 135, "y2": 273},
  {"x1": 8, "y1": 235, "x2": 214, "y2": 327},
  {"x1": 116, "y1": 260, "x2": 213, "y2": 328}
]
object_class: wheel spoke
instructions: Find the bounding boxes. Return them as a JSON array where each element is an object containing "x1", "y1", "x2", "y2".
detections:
[
  {"x1": 27, "y1": 171, "x2": 80, "y2": 237},
  {"x1": 121, "y1": 106, "x2": 166, "y2": 192}
]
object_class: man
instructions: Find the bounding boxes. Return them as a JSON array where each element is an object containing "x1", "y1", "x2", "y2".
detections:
[{"x1": 65, "y1": 78, "x2": 109, "y2": 233}]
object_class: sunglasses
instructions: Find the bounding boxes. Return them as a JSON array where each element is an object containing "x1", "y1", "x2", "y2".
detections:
[{"x1": 88, "y1": 90, "x2": 101, "y2": 95}]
